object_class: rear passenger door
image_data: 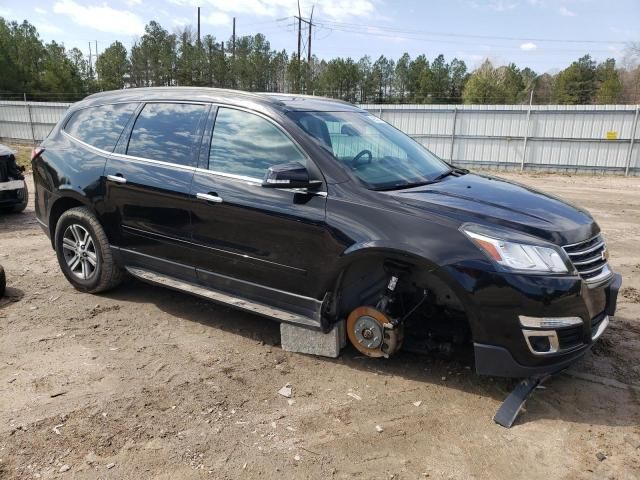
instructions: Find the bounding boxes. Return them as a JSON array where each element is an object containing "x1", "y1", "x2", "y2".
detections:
[
  {"x1": 102, "y1": 102, "x2": 209, "y2": 280},
  {"x1": 190, "y1": 107, "x2": 329, "y2": 299}
]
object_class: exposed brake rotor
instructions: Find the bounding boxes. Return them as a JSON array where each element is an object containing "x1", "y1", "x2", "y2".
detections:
[{"x1": 346, "y1": 306, "x2": 403, "y2": 358}]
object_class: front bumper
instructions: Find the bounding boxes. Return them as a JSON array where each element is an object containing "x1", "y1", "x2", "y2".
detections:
[
  {"x1": 463, "y1": 269, "x2": 622, "y2": 378},
  {"x1": 0, "y1": 180, "x2": 27, "y2": 207}
]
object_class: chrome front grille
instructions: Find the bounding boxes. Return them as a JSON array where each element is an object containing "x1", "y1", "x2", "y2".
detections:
[{"x1": 563, "y1": 234, "x2": 610, "y2": 283}]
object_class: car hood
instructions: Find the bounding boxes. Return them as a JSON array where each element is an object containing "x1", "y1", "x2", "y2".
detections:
[{"x1": 387, "y1": 173, "x2": 598, "y2": 245}]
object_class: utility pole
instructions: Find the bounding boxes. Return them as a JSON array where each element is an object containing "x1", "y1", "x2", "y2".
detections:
[
  {"x1": 197, "y1": 7, "x2": 201, "y2": 45},
  {"x1": 307, "y1": 6, "x2": 314, "y2": 64},
  {"x1": 94, "y1": 40, "x2": 99, "y2": 80},
  {"x1": 297, "y1": 1, "x2": 302, "y2": 62},
  {"x1": 232, "y1": 17, "x2": 236, "y2": 59},
  {"x1": 294, "y1": 2, "x2": 315, "y2": 92},
  {"x1": 88, "y1": 42, "x2": 93, "y2": 78}
]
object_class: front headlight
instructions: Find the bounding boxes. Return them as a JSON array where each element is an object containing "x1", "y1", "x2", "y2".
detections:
[{"x1": 461, "y1": 225, "x2": 570, "y2": 273}]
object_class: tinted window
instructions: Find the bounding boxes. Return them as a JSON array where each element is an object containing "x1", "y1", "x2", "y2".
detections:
[
  {"x1": 64, "y1": 103, "x2": 137, "y2": 152},
  {"x1": 210, "y1": 108, "x2": 306, "y2": 179},
  {"x1": 127, "y1": 103, "x2": 206, "y2": 167},
  {"x1": 289, "y1": 111, "x2": 449, "y2": 190}
]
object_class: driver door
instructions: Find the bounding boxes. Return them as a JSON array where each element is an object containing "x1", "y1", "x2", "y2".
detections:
[{"x1": 189, "y1": 107, "x2": 332, "y2": 299}]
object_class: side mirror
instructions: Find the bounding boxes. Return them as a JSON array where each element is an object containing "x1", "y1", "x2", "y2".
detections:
[{"x1": 262, "y1": 162, "x2": 320, "y2": 189}]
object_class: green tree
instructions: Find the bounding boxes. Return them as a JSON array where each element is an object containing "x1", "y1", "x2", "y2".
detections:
[
  {"x1": 0, "y1": 19, "x2": 44, "y2": 93},
  {"x1": 394, "y1": 53, "x2": 411, "y2": 101},
  {"x1": 595, "y1": 58, "x2": 622, "y2": 104},
  {"x1": 462, "y1": 60, "x2": 508, "y2": 104},
  {"x1": 500, "y1": 63, "x2": 525, "y2": 103},
  {"x1": 448, "y1": 58, "x2": 468, "y2": 102},
  {"x1": 39, "y1": 41, "x2": 84, "y2": 94},
  {"x1": 552, "y1": 54, "x2": 597, "y2": 104},
  {"x1": 420, "y1": 54, "x2": 449, "y2": 103},
  {"x1": 96, "y1": 41, "x2": 128, "y2": 90}
]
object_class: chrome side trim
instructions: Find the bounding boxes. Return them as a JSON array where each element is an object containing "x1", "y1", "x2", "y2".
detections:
[
  {"x1": 194, "y1": 167, "x2": 261, "y2": 184},
  {"x1": 109, "y1": 151, "x2": 196, "y2": 172},
  {"x1": 125, "y1": 266, "x2": 322, "y2": 330},
  {"x1": 62, "y1": 130, "x2": 112, "y2": 157},
  {"x1": 592, "y1": 315, "x2": 610, "y2": 341},
  {"x1": 522, "y1": 329, "x2": 560, "y2": 355}
]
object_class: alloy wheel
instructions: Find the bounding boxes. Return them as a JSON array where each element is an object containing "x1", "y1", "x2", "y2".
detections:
[{"x1": 61, "y1": 224, "x2": 98, "y2": 280}]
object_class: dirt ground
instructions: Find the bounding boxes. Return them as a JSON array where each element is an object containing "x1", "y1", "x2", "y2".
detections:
[{"x1": 1, "y1": 171, "x2": 639, "y2": 480}]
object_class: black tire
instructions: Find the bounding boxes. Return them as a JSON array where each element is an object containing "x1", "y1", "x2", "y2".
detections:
[
  {"x1": 0, "y1": 265, "x2": 5, "y2": 298},
  {"x1": 54, "y1": 206, "x2": 123, "y2": 293},
  {"x1": 10, "y1": 184, "x2": 28, "y2": 213}
]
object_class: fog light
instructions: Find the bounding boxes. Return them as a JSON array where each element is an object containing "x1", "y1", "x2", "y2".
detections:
[
  {"x1": 519, "y1": 316, "x2": 583, "y2": 329},
  {"x1": 523, "y1": 329, "x2": 559, "y2": 355}
]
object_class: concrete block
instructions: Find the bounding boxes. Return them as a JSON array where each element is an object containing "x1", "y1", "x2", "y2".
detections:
[{"x1": 280, "y1": 320, "x2": 346, "y2": 358}]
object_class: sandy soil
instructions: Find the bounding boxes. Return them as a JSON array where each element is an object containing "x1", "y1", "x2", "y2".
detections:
[{"x1": 1, "y1": 172, "x2": 639, "y2": 480}]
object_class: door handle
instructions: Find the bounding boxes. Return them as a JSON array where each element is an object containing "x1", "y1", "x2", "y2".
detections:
[
  {"x1": 196, "y1": 192, "x2": 223, "y2": 203},
  {"x1": 107, "y1": 174, "x2": 127, "y2": 184}
]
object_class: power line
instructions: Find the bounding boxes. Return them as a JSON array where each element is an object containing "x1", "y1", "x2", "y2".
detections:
[{"x1": 314, "y1": 19, "x2": 629, "y2": 45}]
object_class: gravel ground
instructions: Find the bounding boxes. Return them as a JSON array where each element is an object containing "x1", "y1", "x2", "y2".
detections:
[{"x1": 1, "y1": 172, "x2": 639, "y2": 480}]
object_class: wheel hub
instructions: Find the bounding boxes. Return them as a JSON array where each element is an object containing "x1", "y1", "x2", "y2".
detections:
[{"x1": 346, "y1": 306, "x2": 404, "y2": 358}]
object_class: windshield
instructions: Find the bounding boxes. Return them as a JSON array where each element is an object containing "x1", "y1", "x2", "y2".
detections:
[{"x1": 288, "y1": 111, "x2": 451, "y2": 190}]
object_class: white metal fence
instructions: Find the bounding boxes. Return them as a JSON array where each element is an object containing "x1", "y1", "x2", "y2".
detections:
[{"x1": 1, "y1": 100, "x2": 638, "y2": 175}]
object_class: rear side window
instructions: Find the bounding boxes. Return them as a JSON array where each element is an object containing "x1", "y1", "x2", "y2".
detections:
[
  {"x1": 64, "y1": 103, "x2": 137, "y2": 152},
  {"x1": 127, "y1": 103, "x2": 207, "y2": 167},
  {"x1": 209, "y1": 108, "x2": 306, "y2": 179}
]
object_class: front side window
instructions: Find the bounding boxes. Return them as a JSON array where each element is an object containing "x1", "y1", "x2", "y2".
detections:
[
  {"x1": 209, "y1": 108, "x2": 306, "y2": 179},
  {"x1": 127, "y1": 103, "x2": 207, "y2": 167},
  {"x1": 288, "y1": 111, "x2": 450, "y2": 190},
  {"x1": 64, "y1": 103, "x2": 137, "y2": 152}
]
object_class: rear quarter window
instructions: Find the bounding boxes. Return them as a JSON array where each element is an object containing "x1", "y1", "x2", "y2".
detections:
[{"x1": 64, "y1": 103, "x2": 138, "y2": 152}]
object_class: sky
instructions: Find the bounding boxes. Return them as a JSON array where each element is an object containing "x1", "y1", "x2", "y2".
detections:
[{"x1": 0, "y1": 0, "x2": 638, "y2": 73}]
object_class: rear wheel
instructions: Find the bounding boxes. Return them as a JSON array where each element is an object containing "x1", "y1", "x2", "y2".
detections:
[{"x1": 54, "y1": 207, "x2": 123, "y2": 293}]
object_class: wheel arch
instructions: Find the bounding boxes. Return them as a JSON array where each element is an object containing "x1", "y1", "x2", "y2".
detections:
[
  {"x1": 329, "y1": 244, "x2": 480, "y2": 340},
  {"x1": 47, "y1": 191, "x2": 93, "y2": 247}
]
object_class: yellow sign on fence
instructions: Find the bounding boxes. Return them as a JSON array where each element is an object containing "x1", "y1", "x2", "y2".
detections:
[{"x1": 606, "y1": 131, "x2": 618, "y2": 140}]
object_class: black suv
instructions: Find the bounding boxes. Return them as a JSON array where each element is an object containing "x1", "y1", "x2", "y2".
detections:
[{"x1": 33, "y1": 88, "x2": 621, "y2": 378}]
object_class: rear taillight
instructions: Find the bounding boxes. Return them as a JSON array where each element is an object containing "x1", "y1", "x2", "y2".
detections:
[{"x1": 31, "y1": 147, "x2": 45, "y2": 161}]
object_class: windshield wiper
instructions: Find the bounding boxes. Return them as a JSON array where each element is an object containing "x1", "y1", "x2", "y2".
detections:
[{"x1": 373, "y1": 167, "x2": 467, "y2": 192}]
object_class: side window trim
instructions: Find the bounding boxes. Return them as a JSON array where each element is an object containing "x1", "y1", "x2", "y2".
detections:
[
  {"x1": 196, "y1": 105, "x2": 218, "y2": 171},
  {"x1": 113, "y1": 102, "x2": 144, "y2": 155},
  {"x1": 120, "y1": 101, "x2": 210, "y2": 168},
  {"x1": 206, "y1": 105, "x2": 314, "y2": 181},
  {"x1": 63, "y1": 102, "x2": 139, "y2": 153}
]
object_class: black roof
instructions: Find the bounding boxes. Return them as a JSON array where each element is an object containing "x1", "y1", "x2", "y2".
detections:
[{"x1": 81, "y1": 87, "x2": 362, "y2": 113}]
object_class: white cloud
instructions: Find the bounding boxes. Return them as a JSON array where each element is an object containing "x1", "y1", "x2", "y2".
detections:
[
  {"x1": 204, "y1": 11, "x2": 231, "y2": 26},
  {"x1": 34, "y1": 21, "x2": 63, "y2": 34},
  {"x1": 52, "y1": 0, "x2": 145, "y2": 35},
  {"x1": 470, "y1": 1, "x2": 517, "y2": 12},
  {"x1": 520, "y1": 42, "x2": 537, "y2": 51},
  {"x1": 126, "y1": 0, "x2": 142, "y2": 5},
  {"x1": 34, "y1": 7, "x2": 47, "y2": 15},
  {"x1": 318, "y1": 0, "x2": 376, "y2": 19},
  {"x1": 559, "y1": 6, "x2": 576, "y2": 16},
  {"x1": 199, "y1": 0, "x2": 375, "y2": 20}
]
